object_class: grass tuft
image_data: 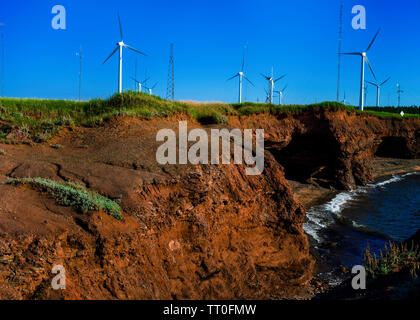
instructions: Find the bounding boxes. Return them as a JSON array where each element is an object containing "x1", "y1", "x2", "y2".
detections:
[
  {"x1": 7, "y1": 178, "x2": 123, "y2": 220},
  {"x1": 362, "y1": 241, "x2": 420, "y2": 280}
]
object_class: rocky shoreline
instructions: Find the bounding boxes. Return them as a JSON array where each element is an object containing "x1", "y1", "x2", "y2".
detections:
[{"x1": 293, "y1": 158, "x2": 420, "y2": 298}]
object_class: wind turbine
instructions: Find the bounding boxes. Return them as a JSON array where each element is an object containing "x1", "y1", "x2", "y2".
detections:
[
  {"x1": 342, "y1": 28, "x2": 380, "y2": 111},
  {"x1": 364, "y1": 83, "x2": 368, "y2": 106},
  {"x1": 342, "y1": 91, "x2": 346, "y2": 105},
  {"x1": 227, "y1": 56, "x2": 253, "y2": 103},
  {"x1": 396, "y1": 83, "x2": 404, "y2": 107},
  {"x1": 366, "y1": 77, "x2": 391, "y2": 107},
  {"x1": 76, "y1": 45, "x2": 83, "y2": 101},
  {"x1": 144, "y1": 82, "x2": 158, "y2": 95},
  {"x1": 131, "y1": 76, "x2": 150, "y2": 93},
  {"x1": 103, "y1": 14, "x2": 147, "y2": 93},
  {"x1": 274, "y1": 84, "x2": 288, "y2": 105},
  {"x1": 261, "y1": 68, "x2": 286, "y2": 104}
]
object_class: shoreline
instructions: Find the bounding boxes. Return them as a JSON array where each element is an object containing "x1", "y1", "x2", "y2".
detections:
[
  {"x1": 289, "y1": 157, "x2": 420, "y2": 297},
  {"x1": 289, "y1": 158, "x2": 420, "y2": 211}
]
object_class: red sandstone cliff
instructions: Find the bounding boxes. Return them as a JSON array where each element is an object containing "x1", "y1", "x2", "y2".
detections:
[{"x1": 0, "y1": 110, "x2": 418, "y2": 299}]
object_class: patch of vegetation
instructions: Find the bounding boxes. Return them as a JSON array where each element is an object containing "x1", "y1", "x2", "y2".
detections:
[
  {"x1": 0, "y1": 93, "x2": 418, "y2": 143},
  {"x1": 365, "y1": 106, "x2": 420, "y2": 114},
  {"x1": 363, "y1": 241, "x2": 420, "y2": 280},
  {"x1": 51, "y1": 144, "x2": 62, "y2": 149},
  {"x1": 7, "y1": 178, "x2": 123, "y2": 220},
  {"x1": 0, "y1": 148, "x2": 5, "y2": 155}
]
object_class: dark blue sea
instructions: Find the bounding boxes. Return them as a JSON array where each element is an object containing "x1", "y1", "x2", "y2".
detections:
[{"x1": 303, "y1": 172, "x2": 420, "y2": 284}]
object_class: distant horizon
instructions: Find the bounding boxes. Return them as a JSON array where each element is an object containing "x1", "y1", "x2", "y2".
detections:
[{"x1": 1, "y1": 0, "x2": 419, "y2": 106}]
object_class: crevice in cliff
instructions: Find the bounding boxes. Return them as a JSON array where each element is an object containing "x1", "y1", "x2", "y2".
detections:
[
  {"x1": 375, "y1": 136, "x2": 412, "y2": 159},
  {"x1": 266, "y1": 132, "x2": 341, "y2": 188}
]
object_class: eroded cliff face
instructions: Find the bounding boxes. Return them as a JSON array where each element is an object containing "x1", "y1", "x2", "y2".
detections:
[
  {"x1": 0, "y1": 117, "x2": 313, "y2": 300},
  {"x1": 0, "y1": 110, "x2": 418, "y2": 300},
  {"x1": 229, "y1": 109, "x2": 419, "y2": 190}
]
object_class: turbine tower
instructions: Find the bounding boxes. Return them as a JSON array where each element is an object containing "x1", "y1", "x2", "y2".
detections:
[
  {"x1": 103, "y1": 14, "x2": 147, "y2": 93},
  {"x1": 76, "y1": 45, "x2": 83, "y2": 101},
  {"x1": 342, "y1": 28, "x2": 380, "y2": 111},
  {"x1": 397, "y1": 83, "x2": 404, "y2": 107},
  {"x1": 366, "y1": 77, "x2": 390, "y2": 107},
  {"x1": 261, "y1": 68, "x2": 286, "y2": 104},
  {"x1": 274, "y1": 84, "x2": 288, "y2": 105},
  {"x1": 0, "y1": 23, "x2": 4, "y2": 97},
  {"x1": 227, "y1": 55, "x2": 254, "y2": 103},
  {"x1": 336, "y1": 1, "x2": 343, "y2": 101},
  {"x1": 364, "y1": 83, "x2": 368, "y2": 106}
]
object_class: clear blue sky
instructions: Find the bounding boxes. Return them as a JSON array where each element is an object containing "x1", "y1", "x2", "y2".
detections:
[{"x1": 1, "y1": 0, "x2": 419, "y2": 106}]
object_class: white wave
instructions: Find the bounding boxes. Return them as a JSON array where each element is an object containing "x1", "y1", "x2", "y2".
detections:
[
  {"x1": 374, "y1": 175, "x2": 402, "y2": 187},
  {"x1": 303, "y1": 172, "x2": 417, "y2": 244}
]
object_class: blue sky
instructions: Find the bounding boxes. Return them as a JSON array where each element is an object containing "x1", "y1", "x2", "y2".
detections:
[{"x1": 1, "y1": 0, "x2": 419, "y2": 105}]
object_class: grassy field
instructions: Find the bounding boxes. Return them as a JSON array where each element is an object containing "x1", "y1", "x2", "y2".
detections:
[{"x1": 0, "y1": 91, "x2": 418, "y2": 143}]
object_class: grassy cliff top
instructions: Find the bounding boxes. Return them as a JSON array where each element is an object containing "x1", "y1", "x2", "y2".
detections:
[{"x1": 0, "y1": 91, "x2": 418, "y2": 143}]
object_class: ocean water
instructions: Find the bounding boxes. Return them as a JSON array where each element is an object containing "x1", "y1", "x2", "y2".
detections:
[{"x1": 303, "y1": 172, "x2": 420, "y2": 279}]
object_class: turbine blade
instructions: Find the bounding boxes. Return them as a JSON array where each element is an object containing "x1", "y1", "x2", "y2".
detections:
[
  {"x1": 274, "y1": 74, "x2": 286, "y2": 82},
  {"x1": 142, "y1": 77, "x2": 150, "y2": 84},
  {"x1": 118, "y1": 13, "x2": 123, "y2": 41},
  {"x1": 124, "y1": 44, "x2": 147, "y2": 56},
  {"x1": 152, "y1": 82, "x2": 158, "y2": 89},
  {"x1": 261, "y1": 73, "x2": 270, "y2": 80},
  {"x1": 341, "y1": 52, "x2": 361, "y2": 55},
  {"x1": 366, "y1": 28, "x2": 380, "y2": 52},
  {"x1": 241, "y1": 55, "x2": 245, "y2": 72},
  {"x1": 102, "y1": 46, "x2": 119, "y2": 64},
  {"x1": 366, "y1": 80, "x2": 377, "y2": 86},
  {"x1": 227, "y1": 74, "x2": 239, "y2": 81},
  {"x1": 364, "y1": 56, "x2": 376, "y2": 80},
  {"x1": 380, "y1": 76, "x2": 391, "y2": 86},
  {"x1": 282, "y1": 84, "x2": 288, "y2": 92},
  {"x1": 243, "y1": 75, "x2": 254, "y2": 86}
]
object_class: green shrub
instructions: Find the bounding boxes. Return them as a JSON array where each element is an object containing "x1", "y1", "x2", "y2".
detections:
[{"x1": 7, "y1": 178, "x2": 123, "y2": 220}]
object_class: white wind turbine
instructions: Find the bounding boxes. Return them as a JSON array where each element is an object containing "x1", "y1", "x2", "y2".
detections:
[
  {"x1": 227, "y1": 56, "x2": 254, "y2": 103},
  {"x1": 366, "y1": 76, "x2": 391, "y2": 107},
  {"x1": 131, "y1": 76, "x2": 150, "y2": 93},
  {"x1": 103, "y1": 14, "x2": 147, "y2": 93},
  {"x1": 261, "y1": 67, "x2": 286, "y2": 104},
  {"x1": 274, "y1": 84, "x2": 288, "y2": 105},
  {"x1": 144, "y1": 82, "x2": 158, "y2": 95},
  {"x1": 342, "y1": 28, "x2": 380, "y2": 111}
]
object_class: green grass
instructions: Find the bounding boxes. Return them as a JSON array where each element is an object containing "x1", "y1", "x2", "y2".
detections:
[
  {"x1": 7, "y1": 178, "x2": 123, "y2": 220},
  {"x1": 1, "y1": 92, "x2": 418, "y2": 143}
]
